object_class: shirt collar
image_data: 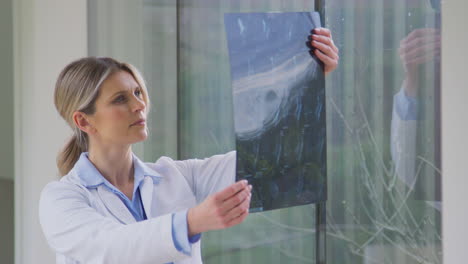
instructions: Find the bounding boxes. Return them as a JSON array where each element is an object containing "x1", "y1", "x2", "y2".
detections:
[{"x1": 73, "y1": 152, "x2": 161, "y2": 188}]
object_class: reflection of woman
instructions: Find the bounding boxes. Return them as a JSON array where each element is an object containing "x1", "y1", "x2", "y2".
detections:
[
  {"x1": 391, "y1": 3, "x2": 441, "y2": 206},
  {"x1": 39, "y1": 29, "x2": 338, "y2": 263},
  {"x1": 392, "y1": 28, "x2": 440, "y2": 186}
]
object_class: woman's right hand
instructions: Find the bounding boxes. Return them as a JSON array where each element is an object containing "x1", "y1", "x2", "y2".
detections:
[{"x1": 187, "y1": 180, "x2": 252, "y2": 236}]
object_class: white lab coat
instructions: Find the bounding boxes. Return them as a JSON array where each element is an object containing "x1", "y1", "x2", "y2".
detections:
[
  {"x1": 39, "y1": 151, "x2": 236, "y2": 264},
  {"x1": 390, "y1": 91, "x2": 441, "y2": 210}
]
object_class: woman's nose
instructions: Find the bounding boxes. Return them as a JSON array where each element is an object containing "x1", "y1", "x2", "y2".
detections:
[{"x1": 132, "y1": 97, "x2": 146, "y2": 113}]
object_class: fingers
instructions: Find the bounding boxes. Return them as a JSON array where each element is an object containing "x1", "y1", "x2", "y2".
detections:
[
  {"x1": 402, "y1": 35, "x2": 440, "y2": 54},
  {"x1": 399, "y1": 37, "x2": 441, "y2": 68},
  {"x1": 225, "y1": 208, "x2": 249, "y2": 227},
  {"x1": 400, "y1": 38, "x2": 440, "y2": 56},
  {"x1": 403, "y1": 52, "x2": 440, "y2": 65},
  {"x1": 214, "y1": 180, "x2": 248, "y2": 202},
  {"x1": 188, "y1": 180, "x2": 252, "y2": 234},
  {"x1": 311, "y1": 34, "x2": 338, "y2": 54},
  {"x1": 399, "y1": 28, "x2": 440, "y2": 61},
  {"x1": 311, "y1": 36, "x2": 339, "y2": 59},
  {"x1": 210, "y1": 182, "x2": 252, "y2": 229},
  {"x1": 310, "y1": 27, "x2": 339, "y2": 74},
  {"x1": 402, "y1": 28, "x2": 440, "y2": 44},
  {"x1": 314, "y1": 48, "x2": 339, "y2": 74},
  {"x1": 402, "y1": 33, "x2": 441, "y2": 48},
  {"x1": 313, "y1": 27, "x2": 332, "y2": 38},
  {"x1": 314, "y1": 49, "x2": 334, "y2": 66},
  {"x1": 218, "y1": 184, "x2": 252, "y2": 214},
  {"x1": 404, "y1": 41, "x2": 440, "y2": 61},
  {"x1": 406, "y1": 49, "x2": 441, "y2": 66},
  {"x1": 224, "y1": 191, "x2": 251, "y2": 220}
]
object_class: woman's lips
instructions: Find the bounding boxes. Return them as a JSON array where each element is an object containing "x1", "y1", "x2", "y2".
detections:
[{"x1": 131, "y1": 119, "x2": 146, "y2": 126}]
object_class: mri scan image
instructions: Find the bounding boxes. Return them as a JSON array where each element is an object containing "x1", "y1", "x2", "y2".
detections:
[{"x1": 225, "y1": 11, "x2": 327, "y2": 212}]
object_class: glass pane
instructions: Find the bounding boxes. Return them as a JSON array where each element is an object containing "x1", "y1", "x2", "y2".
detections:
[
  {"x1": 326, "y1": 0, "x2": 442, "y2": 263},
  {"x1": 89, "y1": 1, "x2": 320, "y2": 263},
  {"x1": 177, "y1": 1, "x2": 318, "y2": 263},
  {"x1": 142, "y1": 0, "x2": 179, "y2": 159},
  {"x1": 88, "y1": 0, "x2": 179, "y2": 159},
  {"x1": 88, "y1": 0, "x2": 442, "y2": 262}
]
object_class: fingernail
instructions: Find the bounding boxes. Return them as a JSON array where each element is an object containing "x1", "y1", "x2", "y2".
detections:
[
  {"x1": 248, "y1": 185, "x2": 253, "y2": 191},
  {"x1": 242, "y1": 180, "x2": 248, "y2": 185}
]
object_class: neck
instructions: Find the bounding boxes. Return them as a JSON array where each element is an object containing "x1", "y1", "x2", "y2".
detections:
[{"x1": 87, "y1": 144, "x2": 134, "y2": 188}]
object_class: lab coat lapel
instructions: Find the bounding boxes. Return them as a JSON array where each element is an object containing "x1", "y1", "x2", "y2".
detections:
[
  {"x1": 97, "y1": 185, "x2": 136, "y2": 224},
  {"x1": 140, "y1": 176, "x2": 155, "y2": 218}
]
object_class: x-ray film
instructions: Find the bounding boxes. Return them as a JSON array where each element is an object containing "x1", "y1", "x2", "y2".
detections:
[{"x1": 225, "y1": 12, "x2": 327, "y2": 212}]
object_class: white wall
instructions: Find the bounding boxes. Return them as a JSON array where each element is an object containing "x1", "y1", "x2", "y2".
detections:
[
  {"x1": 13, "y1": 0, "x2": 87, "y2": 263},
  {"x1": 442, "y1": 0, "x2": 468, "y2": 263}
]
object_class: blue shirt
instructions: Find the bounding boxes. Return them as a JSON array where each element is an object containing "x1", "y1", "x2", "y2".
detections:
[
  {"x1": 394, "y1": 89, "x2": 419, "y2": 121},
  {"x1": 74, "y1": 152, "x2": 201, "y2": 258}
]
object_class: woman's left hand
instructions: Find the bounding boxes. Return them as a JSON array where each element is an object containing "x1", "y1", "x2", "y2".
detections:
[{"x1": 310, "y1": 27, "x2": 339, "y2": 74}]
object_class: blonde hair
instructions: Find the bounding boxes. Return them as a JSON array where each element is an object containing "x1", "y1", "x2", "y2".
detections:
[{"x1": 54, "y1": 57, "x2": 150, "y2": 176}]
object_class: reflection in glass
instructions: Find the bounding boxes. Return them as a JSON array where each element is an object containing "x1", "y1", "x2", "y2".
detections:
[{"x1": 326, "y1": 0, "x2": 442, "y2": 263}]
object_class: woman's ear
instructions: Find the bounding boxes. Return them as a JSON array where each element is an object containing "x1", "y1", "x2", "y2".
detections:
[{"x1": 72, "y1": 111, "x2": 96, "y2": 134}]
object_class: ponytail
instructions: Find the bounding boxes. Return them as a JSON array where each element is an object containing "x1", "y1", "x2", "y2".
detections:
[{"x1": 57, "y1": 134, "x2": 86, "y2": 176}]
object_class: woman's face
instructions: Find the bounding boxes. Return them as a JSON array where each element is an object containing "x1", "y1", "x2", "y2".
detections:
[{"x1": 87, "y1": 70, "x2": 148, "y2": 146}]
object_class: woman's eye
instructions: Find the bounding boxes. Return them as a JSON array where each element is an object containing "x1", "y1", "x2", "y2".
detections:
[
  {"x1": 134, "y1": 89, "x2": 142, "y2": 97},
  {"x1": 114, "y1": 95, "x2": 126, "y2": 103}
]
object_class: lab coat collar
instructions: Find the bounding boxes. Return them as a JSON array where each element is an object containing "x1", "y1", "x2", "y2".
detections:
[
  {"x1": 132, "y1": 154, "x2": 161, "y2": 219},
  {"x1": 73, "y1": 152, "x2": 105, "y2": 188},
  {"x1": 97, "y1": 185, "x2": 137, "y2": 224},
  {"x1": 71, "y1": 152, "x2": 162, "y2": 223},
  {"x1": 132, "y1": 153, "x2": 163, "y2": 183},
  {"x1": 73, "y1": 152, "x2": 162, "y2": 188}
]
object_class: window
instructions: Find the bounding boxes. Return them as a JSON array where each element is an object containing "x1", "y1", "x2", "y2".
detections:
[{"x1": 88, "y1": 0, "x2": 442, "y2": 262}]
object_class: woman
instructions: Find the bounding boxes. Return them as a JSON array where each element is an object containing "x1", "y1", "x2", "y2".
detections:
[{"x1": 39, "y1": 28, "x2": 339, "y2": 264}]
